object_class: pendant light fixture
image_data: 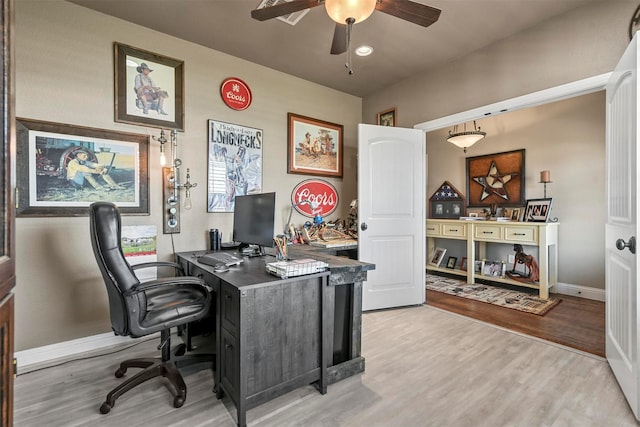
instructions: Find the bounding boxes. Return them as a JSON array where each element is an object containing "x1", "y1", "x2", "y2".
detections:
[{"x1": 447, "y1": 120, "x2": 486, "y2": 153}]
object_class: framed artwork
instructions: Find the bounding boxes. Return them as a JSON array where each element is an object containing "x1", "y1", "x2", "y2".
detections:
[
  {"x1": 429, "y1": 181, "x2": 465, "y2": 219},
  {"x1": 287, "y1": 113, "x2": 343, "y2": 178},
  {"x1": 377, "y1": 107, "x2": 396, "y2": 126},
  {"x1": 114, "y1": 42, "x2": 185, "y2": 130},
  {"x1": 511, "y1": 207, "x2": 521, "y2": 221},
  {"x1": 16, "y1": 118, "x2": 149, "y2": 217},
  {"x1": 481, "y1": 260, "x2": 506, "y2": 278},
  {"x1": 523, "y1": 198, "x2": 553, "y2": 222},
  {"x1": 430, "y1": 247, "x2": 447, "y2": 267},
  {"x1": 466, "y1": 149, "x2": 525, "y2": 208},
  {"x1": 446, "y1": 256, "x2": 457, "y2": 269},
  {"x1": 460, "y1": 257, "x2": 468, "y2": 271},
  {"x1": 207, "y1": 120, "x2": 263, "y2": 212}
]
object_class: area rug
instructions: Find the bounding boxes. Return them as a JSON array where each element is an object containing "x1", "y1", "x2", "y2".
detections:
[{"x1": 426, "y1": 274, "x2": 561, "y2": 315}]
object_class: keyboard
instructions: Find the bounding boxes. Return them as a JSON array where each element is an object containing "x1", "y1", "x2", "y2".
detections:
[{"x1": 198, "y1": 252, "x2": 243, "y2": 267}]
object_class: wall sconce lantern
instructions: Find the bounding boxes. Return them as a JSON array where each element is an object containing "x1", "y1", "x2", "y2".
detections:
[
  {"x1": 447, "y1": 120, "x2": 486, "y2": 153},
  {"x1": 153, "y1": 129, "x2": 197, "y2": 233}
]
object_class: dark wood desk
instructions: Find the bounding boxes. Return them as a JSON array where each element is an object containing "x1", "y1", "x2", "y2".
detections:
[{"x1": 176, "y1": 250, "x2": 374, "y2": 427}]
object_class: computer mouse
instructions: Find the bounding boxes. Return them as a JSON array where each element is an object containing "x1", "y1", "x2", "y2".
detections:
[{"x1": 213, "y1": 264, "x2": 229, "y2": 273}]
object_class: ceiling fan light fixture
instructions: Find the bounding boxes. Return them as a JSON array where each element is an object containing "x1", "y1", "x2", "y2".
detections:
[
  {"x1": 447, "y1": 121, "x2": 486, "y2": 152},
  {"x1": 325, "y1": 0, "x2": 377, "y2": 24},
  {"x1": 355, "y1": 45, "x2": 374, "y2": 56}
]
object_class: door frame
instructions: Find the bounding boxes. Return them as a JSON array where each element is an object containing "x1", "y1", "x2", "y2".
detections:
[{"x1": 414, "y1": 73, "x2": 610, "y2": 133}]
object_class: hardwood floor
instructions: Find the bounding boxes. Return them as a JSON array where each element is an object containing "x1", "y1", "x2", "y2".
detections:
[
  {"x1": 13, "y1": 306, "x2": 633, "y2": 426},
  {"x1": 426, "y1": 288, "x2": 605, "y2": 357}
]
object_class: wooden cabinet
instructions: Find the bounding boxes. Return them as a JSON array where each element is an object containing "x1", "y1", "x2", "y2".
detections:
[
  {"x1": 0, "y1": 0, "x2": 15, "y2": 425},
  {"x1": 427, "y1": 219, "x2": 558, "y2": 299},
  {"x1": 217, "y1": 273, "x2": 329, "y2": 427}
]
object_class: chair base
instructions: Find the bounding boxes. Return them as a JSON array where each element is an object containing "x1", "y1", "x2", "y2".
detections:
[{"x1": 99, "y1": 353, "x2": 215, "y2": 414}]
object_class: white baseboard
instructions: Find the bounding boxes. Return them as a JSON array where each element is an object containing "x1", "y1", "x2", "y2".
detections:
[
  {"x1": 554, "y1": 282, "x2": 605, "y2": 302},
  {"x1": 15, "y1": 332, "x2": 158, "y2": 374}
]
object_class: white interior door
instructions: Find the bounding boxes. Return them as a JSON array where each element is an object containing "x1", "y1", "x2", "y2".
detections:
[
  {"x1": 606, "y1": 32, "x2": 640, "y2": 420},
  {"x1": 358, "y1": 124, "x2": 425, "y2": 311}
]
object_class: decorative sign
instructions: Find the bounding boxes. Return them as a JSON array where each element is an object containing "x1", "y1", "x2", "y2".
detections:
[
  {"x1": 220, "y1": 77, "x2": 252, "y2": 111},
  {"x1": 291, "y1": 179, "x2": 338, "y2": 217},
  {"x1": 207, "y1": 120, "x2": 263, "y2": 212}
]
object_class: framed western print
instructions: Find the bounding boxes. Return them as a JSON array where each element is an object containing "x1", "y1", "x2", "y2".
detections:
[
  {"x1": 114, "y1": 42, "x2": 185, "y2": 130},
  {"x1": 287, "y1": 113, "x2": 343, "y2": 178},
  {"x1": 16, "y1": 118, "x2": 149, "y2": 216}
]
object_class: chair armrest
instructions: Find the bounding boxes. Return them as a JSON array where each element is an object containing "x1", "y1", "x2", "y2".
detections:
[
  {"x1": 124, "y1": 276, "x2": 211, "y2": 296},
  {"x1": 131, "y1": 261, "x2": 185, "y2": 275}
]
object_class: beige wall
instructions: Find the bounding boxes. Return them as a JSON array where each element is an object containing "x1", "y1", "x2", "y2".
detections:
[{"x1": 15, "y1": 0, "x2": 362, "y2": 351}]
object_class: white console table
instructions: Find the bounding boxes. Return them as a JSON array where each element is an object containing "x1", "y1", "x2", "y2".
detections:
[{"x1": 426, "y1": 219, "x2": 559, "y2": 299}]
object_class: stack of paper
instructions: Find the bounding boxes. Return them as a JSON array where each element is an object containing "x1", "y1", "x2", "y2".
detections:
[{"x1": 266, "y1": 258, "x2": 328, "y2": 279}]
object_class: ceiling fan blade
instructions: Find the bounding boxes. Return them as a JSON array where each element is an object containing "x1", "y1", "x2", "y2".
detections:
[
  {"x1": 330, "y1": 24, "x2": 347, "y2": 55},
  {"x1": 251, "y1": 0, "x2": 322, "y2": 21},
  {"x1": 376, "y1": 0, "x2": 441, "y2": 27}
]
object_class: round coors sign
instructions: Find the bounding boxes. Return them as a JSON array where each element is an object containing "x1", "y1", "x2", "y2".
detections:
[
  {"x1": 220, "y1": 77, "x2": 252, "y2": 111},
  {"x1": 291, "y1": 179, "x2": 339, "y2": 217}
]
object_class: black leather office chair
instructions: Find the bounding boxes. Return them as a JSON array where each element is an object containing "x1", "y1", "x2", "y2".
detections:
[{"x1": 89, "y1": 201, "x2": 213, "y2": 414}]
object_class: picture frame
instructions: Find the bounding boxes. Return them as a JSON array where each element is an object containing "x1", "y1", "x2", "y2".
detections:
[
  {"x1": 481, "y1": 259, "x2": 506, "y2": 278},
  {"x1": 446, "y1": 256, "x2": 457, "y2": 269},
  {"x1": 523, "y1": 198, "x2": 553, "y2": 222},
  {"x1": 466, "y1": 149, "x2": 525, "y2": 208},
  {"x1": 287, "y1": 113, "x2": 343, "y2": 178},
  {"x1": 430, "y1": 247, "x2": 447, "y2": 267},
  {"x1": 473, "y1": 260, "x2": 482, "y2": 273},
  {"x1": 511, "y1": 207, "x2": 521, "y2": 221},
  {"x1": 429, "y1": 181, "x2": 465, "y2": 219},
  {"x1": 377, "y1": 107, "x2": 396, "y2": 127},
  {"x1": 460, "y1": 257, "x2": 468, "y2": 271},
  {"x1": 207, "y1": 120, "x2": 263, "y2": 212},
  {"x1": 16, "y1": 118, "x2": 149, "y2": 217},
  {"x1": 114, "y1": 42, "x2": 185, "y2": 130}
]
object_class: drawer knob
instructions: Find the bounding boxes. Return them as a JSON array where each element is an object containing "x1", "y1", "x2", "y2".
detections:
[
  {"x1": 483, "y1": 231, "x2": 493, "y2": 234},
  {"x1": 450, "y1": 229, "x2": 458, "y2": 232},
  {"x1": 514, "y1": 233, "x2": 525, "y2": 236}
]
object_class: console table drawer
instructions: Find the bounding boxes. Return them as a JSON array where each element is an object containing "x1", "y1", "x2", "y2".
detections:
[
  {"x1": 474, "y1": 224, "x2": 502, "y2": 240},
  {"x1": 504, "y1": 226, "x2": 538, "y2": 244},
  {"x1": 442, "y1": 224, "x2": 466, "y2": 238},
  {"x1": 426, "y1": 222, "x2": 441, "y2": 236}
]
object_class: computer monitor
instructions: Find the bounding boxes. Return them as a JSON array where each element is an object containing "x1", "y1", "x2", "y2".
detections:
[{"x1": 232, "y1": 192, "x2": 276, "y2": 255}]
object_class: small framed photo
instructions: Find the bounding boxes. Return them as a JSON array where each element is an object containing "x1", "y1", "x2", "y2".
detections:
[
  {"x1": 377, "y1": 107, "x2": 396, "y2": 126},
  {"x1": 114, "y1": 42, "x2": 185, "y2": 130},
  {"x1": 481, "y1": 260, "x2": 506, "y2": 278},
  {"x1": 430, "y1": 247, "x2": 447, "y2": 267},
  {"x1": 473, "y1": 260, "x2": 482, "y2": 273},
  {"x1": 511, "y1": 208, "x2": 521, "y2": 221},
  {"x1": 446, "y1": 256, "x2": 457, "y2": 269},
  {"x1": 460, "y1": 257, "x2": 468, "y2": 271},
  {"x1": 523, "y1": 198, "x2": 553, "y2": 222}
]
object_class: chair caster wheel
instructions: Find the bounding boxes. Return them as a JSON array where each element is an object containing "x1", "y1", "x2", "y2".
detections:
[
  {"x1": 173, "y1": 395, "x2": 185, "y2": 408},
  {"x1": 114, "y1": 368, "x2": 126, "y2": 378},
  {"x1": 100, "y1": 402, "x2": 111, "y2": 414}
]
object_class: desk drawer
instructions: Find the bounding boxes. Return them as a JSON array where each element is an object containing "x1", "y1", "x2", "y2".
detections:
[
  {"x1": 220, "y1": 281, "x2": 240, "y2": 336},
  {"x1": 442, "y1": 223, "x2": 466, "y2": 238},
  {"x1": 474, "y1": 224, "x2": 502, "y2": 241},
  {"x1": 504, "y1": 226, "x2": 538, "y2": 244},
  {"x1": 188, "y1": 265, "x2": 220, "y2": 290},
  {"x1": 426, "y1": 222, "x2": 441, "y2": 236}
]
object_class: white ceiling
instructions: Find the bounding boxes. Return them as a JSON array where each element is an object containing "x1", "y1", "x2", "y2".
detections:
[{"x1": 67, "y1": 0, "x2": 600, "y2": 98}]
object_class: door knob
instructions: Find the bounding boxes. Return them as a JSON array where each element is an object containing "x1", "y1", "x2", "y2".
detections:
[
  {"x1": 616, "y1": 236, "x2": 636, "y2": 254},
  {"x1": 360, "y1": 222, "x2": 368, "y2": 231}
]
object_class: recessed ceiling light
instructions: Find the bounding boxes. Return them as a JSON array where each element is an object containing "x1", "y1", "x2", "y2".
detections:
[{"x1": 355, "y1": 45, "x2": 373, "y2": 56}]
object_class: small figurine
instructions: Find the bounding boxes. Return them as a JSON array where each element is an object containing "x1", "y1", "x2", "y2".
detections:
[{"x1": 510, "y1": 244, "x2": 539, "y2": 282}]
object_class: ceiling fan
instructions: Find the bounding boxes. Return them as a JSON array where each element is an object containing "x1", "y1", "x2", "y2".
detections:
[{"x1": 251, "y1": 0, "x2": 441, "y2": 74}]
